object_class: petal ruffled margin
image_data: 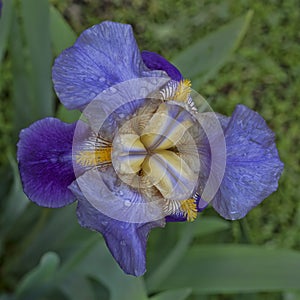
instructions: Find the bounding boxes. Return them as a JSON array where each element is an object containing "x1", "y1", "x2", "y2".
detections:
[
  {"x1": 141, "y1": 50, "x2": 183, "y2": 82},
  {"x1": 70, "y1": 182, "x2": 165, "y2": 276},
  {"x1": 212, "y1": 105, "x2": 284, "y2": 220},
  {"x1": 17, "y1": 118, "x2": 77, "y2": 208},
  {"x1": 52, "y1": 21, "x2": 167, "y2": 110}
]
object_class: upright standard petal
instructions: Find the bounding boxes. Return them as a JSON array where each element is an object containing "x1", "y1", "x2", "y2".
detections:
[
  {"x1": 71, "y1": 182, "x2": 165, "y2": 276},
  {"x1": 52, "y1": 21, "x2": 167, "y2": 110},
  {"x1": 17, "y1": 118, "x2": 77, "y2": 208},
  {"x1": 141, "y1": 50, "x2": 183, "y2": 82},
  {"x1": 212, "y1": 105, "x2": 284, "y2": 220}
]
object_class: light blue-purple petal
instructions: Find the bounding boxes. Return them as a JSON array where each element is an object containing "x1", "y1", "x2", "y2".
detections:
[
  {"x1": 70, "y1": 181, "x2": 165, "y2": 276},
  {"x1": 17, "y1": 118, "x2": 77, "y2": 208},
  {"x1": 141, "y1": 50, "x2": 183, "y2": 82},
  {"x1": 212, "y1": 105, "x2": 284, "y2": 220},
  {"x1": 52, "y1": 21, "x2": 167, "y2": 110}
]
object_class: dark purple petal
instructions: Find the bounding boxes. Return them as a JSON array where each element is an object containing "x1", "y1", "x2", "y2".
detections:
[
  {"x1": 53, "y1": 21, "x2": 167, "y2": 110},
  {"x1": 165, "y1": 215, "x2": 187, "y2": 222},
  {"x1": 0, "y1": 0, "x2": 2, "y2": 17},
  {"x1": 17, "y1": 118, "x2": 77, "y2": 208},
  {"x1": 70, "y1": 182, "x2": 165, "y2": 276},
  {"x1": 212, "y1": 105, "x2": 284, "y2": 220},
  {"x1": 141, "y1": 50, "x2": 183, "y2": 82}
]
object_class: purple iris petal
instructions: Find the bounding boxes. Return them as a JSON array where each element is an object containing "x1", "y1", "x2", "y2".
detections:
[
  {"x1": 165, "y1": 215, "x2": 187, "y2": 222},
  {"x1": 17, "y1": 118, "x2": 77, "y2": 208},
  {"x1": 141, "y1": 50, "x2": 183, "y2": 82},
  {"x1": 52, "y1": 21, "x2": 167, "y2": 110},
  {"x1": 0, "y1": 0, "x2": 2, "y2": 17},
  {"x1": 212, "y1": 105, "x2": 284, "y2": 220},
  {"x1": 70, "y1": 182, "x2": 165, "y2": 276}
]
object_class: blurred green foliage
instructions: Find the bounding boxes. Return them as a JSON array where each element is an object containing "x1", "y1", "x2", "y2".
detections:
[{"x1": 0, "y1": 0, "x2": 299, "y2": 299}]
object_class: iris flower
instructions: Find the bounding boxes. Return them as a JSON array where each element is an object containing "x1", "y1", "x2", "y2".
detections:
[{"x1": 17, "y1": 21, "x2": 283, "y2": 276}]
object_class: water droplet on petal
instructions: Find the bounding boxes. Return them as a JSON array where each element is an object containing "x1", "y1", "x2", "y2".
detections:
[
  {"x1": 89, "y1": 92, "x2": 96, "y2": 99},
  {"x1": 120, "y1": 240, "x2": 126, "y2": 246},
  {"x1": 124, "y1": 200, "x2": 131, "y2": 207}
]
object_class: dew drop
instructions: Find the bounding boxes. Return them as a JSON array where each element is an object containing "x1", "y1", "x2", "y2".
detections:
[
  {"x1": 120, "y1": 240, "x2": 126, "y2": 246},
  {"x1": 89, "y1": 92, "x2": 96, "y2": 99},
  {"x1": 124, "y1": 200, "x2": 131, "y2": 207}
]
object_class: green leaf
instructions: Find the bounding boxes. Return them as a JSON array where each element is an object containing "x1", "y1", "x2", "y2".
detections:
[
  {"x1": 62, "y1": 239, "x2": 149, "y2": 300},
  {"x1": 146, "y1": 217, "x2": 229, "y2": 292},
  {"x1": 10, "y1": 0, "x2": 54, "y2": 137},
  {"x1": 155, "y1": 245, "x2": 300, "y2": 293},
  {"x1": 0, "y1": 154, "x2": 29, "y2": 239},
  {"x1": 172, "y1": 10, "x2": 253, "y2": 88},
  {"x1": 150, "y1": 289, "x2": 192, "y2": 300},
  {"x1": 3, "y1": 203, "x2": 88, "y2": 279},
  {"x1": 146, "y1": 222, "x2": 197, "y2": 292},
  {"x1": 56, "y1": 104, "x2": 81, "y2": 123},
  {"x1": 10, "y1": 204, "x2": 84, "y2": 275},
  {"x1": 20, "y1": 0, "x2": 54, "y2": 118},
  {"x1": 59, "y1": 275, "x2": 96, "y2": 300},
  {"x1": 16, "y1": 252, "x2": 60, "y2": 298},
  {"x1": 194, "y1": 216, "x2": 230, "y2": 237},
  {"x1": 88, "y1": 278, "x2": 110, "y2": 300},
  {"x1": 0, "y1": 0, "x2": 13, "y2": 64},
  {"x1": 50, "y1": 5, "x2": 77, "y2": 56},
  {"x1": 10, "y1": 9, "x2": 33, "y2": 136}
]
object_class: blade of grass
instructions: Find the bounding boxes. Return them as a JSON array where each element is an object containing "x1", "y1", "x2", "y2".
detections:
[
  {"x1": 20, "y1": 0, "x2": 54, "y2": 118},
  {"x1": 10, "y1": 8, "x2": 33, "y2": 138},
  {"x1": 149, "y1": 289, "x2": 192, "y2": 300},
  {"x1": 0, "y1": 153, "x2": 29, "y2": 239},
  {"x1": 63, "y1": 239, "x2": 149, "y2": 300},
  {"x1": 50, "y1": 5, "x2": 77, "y2": 56},
  {"x1": 146, "y1": 222, "x2": 197, "y2": 292},
  {"x1": 56, "y1": 104, "x2": 81, "y2": 123},
  {"x1": 15, "y1": 252, "x2": 60, "y2": 299},
  {"x1": 155, "y1": 244, "x2": 300, "y2": 294},
  {"x1": 146, "y1": 217, "x2": 230, "y2": 292}
]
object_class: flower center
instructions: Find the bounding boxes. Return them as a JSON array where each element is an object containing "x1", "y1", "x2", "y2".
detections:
[
  {"x1": 112, "y1": 102, "x2": 200, "y2": 202},
  {"x1": 74, "y1": 80, "x2": 202, "y2": 221}
]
